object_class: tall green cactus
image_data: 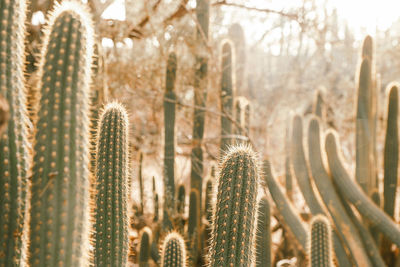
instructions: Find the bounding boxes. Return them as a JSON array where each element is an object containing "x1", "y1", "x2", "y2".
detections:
[
  {"x1": 94, "y1": 102, "x2": 129, "y2": 267},
  {"x1": 176, "y1": 184, "x2": 186, "y2": 215},
  {"x1": 307, "y1": 118, "x2": 371, "y2": 266},
  {"x1": 309, "y1": 215, "x2": 333, "y2": 267},
  {"x1": 208, "y1": 145, "x2": 259, "y2": 266},
  {"x1": 190, "y1": 0, "x2": 210, "y2": 219},
  {"x1": 139, "y1": 227, "x2": 152, "y2": 267},
  {"x1": 160, "y1": 232, "x2": 187, "y2": 267},
  {"x1": 220, "y1": 40, "x2": 234, "y2": 151},
  {"x1": 325, "y1": 131, "x2": 400, "y2": 248},
  {"x1": 255, "y1": 197, "x2": 271, "y2": 267},
  {"x1": 0, "y1": 0, "x2": 30, "y2": 265},
  {"x1": 187, "y1": 189, "x2": 200, "y2": 264},
  {"x1": 164, "y1": 52, "x2": 177, "y2": 225}
]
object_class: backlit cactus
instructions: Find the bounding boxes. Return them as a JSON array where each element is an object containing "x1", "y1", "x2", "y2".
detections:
[
  {"x1": 29, "y1": 2, "x2": 94, "y2": 266},
  {"x1": 160, "y1": 232, "x2": 187, "y2": 267},
  {"x1": 0, "y1": 0, "x2": 30, "y2": 265},
  {"x1": 208, "y1": 145, "x2": 259, "y2": 266},
  {"x1": 93, "y1": 102, "x2": 129, "y2": 267},
  {"x1": 139, "y1": 227, "x2": 152, "y2": 267},
  {"x1": 308, "y1": 215, "x2": 333, "y2": 267},
  {"x1": 255, "y1": 197, "x2": 271, "y2": 267}
]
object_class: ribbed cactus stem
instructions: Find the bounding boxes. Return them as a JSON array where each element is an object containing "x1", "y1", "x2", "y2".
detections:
[
  {"x1": 255, "y1": 197, "x2": 271, "y2": 267},
  {"x1": 29, "y1": 2, "x2": 93, "y2": 266},
  {"x1": 220, "y1": 40, "x2": 234, "y2": 151},
  {"x1": 139, "y1": 227, "x2": 152, "y2": 267},
  {"x1": 160, "y1": 232, "x2": 187, "y2": 267},
  {"x1": 209, "y1": 145, "x2": 259, "y2": 266},
  {"x1": 187, "y1": 189, "x2": 200, "y2": 264},
  {"x1": 94, "y1": 102, "x2": 129, "y2": 267},
  {"x1": 0, "y1": 0, "x2": 30, "y2": 265},
  {"x1": 309, "y1": 215, "x2": 333, "y2": 267},
  {"x1": 204, "y1": 178, "x2": 213, "y2": 224},
  {"x1": 325, "y1": 131, "x2": 400, "y2": 248},
  {"x1": 164, "y1": 52, "x2": 177, "y2": 221}
]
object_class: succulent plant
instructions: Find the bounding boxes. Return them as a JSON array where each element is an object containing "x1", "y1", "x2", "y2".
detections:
[
  {"x1": 160, "y1": 232, "x2": 187, "y2": 267},
  {"x1": 187, "y1": 189, "x2": 200, "y2": 264},
  {"x1": 308, "y1": 215, "x2": 333, "y2": 267},
  {"x1": 139, "y1": 227, "x2": 152, "y2": 267}
]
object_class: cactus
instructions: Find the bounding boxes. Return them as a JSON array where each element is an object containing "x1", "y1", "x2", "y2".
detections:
[
  {"x1": 177, "y1": 184, "x2": 186, "y2": 215},
  {"x1": 187, "y1": 189, "x2": 200, "y2": 264},
  {"x1": 139, "y1": 152, "x2": 144, "y2": 214},
  {"x1": 308, "y1": 215, "x2": 333, "y2": 267},
  {"x1": 325, "y1": 131, "x2": 400, "y2": 247},
  {"x1": 220, "y1": 40, "x2": 234, "y2": 151},
  {"x1": 234, "y1": 98, "x2": 242, "y2": 141},
  {"x1": 160, "y1": 232, "x2": 187, "y2": 267},
  {"x1": 307, "y1": 118, "x2": 371, "y2": 266},
  {"x1": 292, "y1": 115, "x2": 351, "y2": 266},
  {"x1": 284, "y1": 123, "x2": 293, "y2": 201},
  {"x1": 204, "y1": 178, "x2": 213, "y2": 224},
  {"x1": 0, "y1": 0, "x2": 30, "y2": 265},
  {"x1": 93, "y1": 102, "x2": 129, "y2": 267},
  {"x1": 139, "y1": 227, "x2": 152, "y2": 267},
  {"x1": 381, "y1": 83, "x2": 398, "y2": 265},
  {"x1": 313, "y1": 89, "x2": 324, "y2": 119},
  {"x1": 228, "y1": 23, "x2": 246, "y2": 95},
  {"x1": 255, "y1": 197, "x2": 271, "y2": 267},
  {"x1": 244, "y1": 101, "x2": 250, "y2": 137},
  {"x1": 164, "y1": 52, "x2": 177, "y2": 224},
  {"x1": 263, "y1": 159, "x2": 307, "y2": 250},
  {"x1": 153, "y1": 176, "x2": 159, "y2": 222},
  {"x1": 190, "y1": 0, "x2": 210, "y2": 219},
  {"x1": 28, "y1": 2, "x2": 94, "y2": 266},
  {"x1": 208, "y1": 145, "x2": 259, "y2": 266}
]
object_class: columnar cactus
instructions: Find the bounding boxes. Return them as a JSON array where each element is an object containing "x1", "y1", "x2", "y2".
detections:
[
  {"x1": 0, "y1": 0, "x2": 30, "y2": 265},
  {"x1": 94, "y1": 102, "x2": 129, "y2": 266},
  {"x1": 284, "y1": 124, "x2": 293, "y2": 201},
  {"x1": 187, "y1": 189, "x2": 200, "y2": 264},
  {"x1": 190, "y1": 0, "x2": 210, "y2": 218},
  {"x1": 255, "y1": 197, "x2": 271, "y2": 267},
  {"x1": 234, "y1": 98, "x2": 242, "y2": 141},
  {"x1": 208, "y1": 145, "x2": 259, "y2": 266},
  {"x1": 228, "y1": 23, "x2": 246, "y2": 95},
  {"x1": 307, "y1": 118, "x2": 371, "y2": 266},
  {"x1": 325, "y1": 131, "x2": 400, "y2": 247},
  {"x1": 139, "y1": 152, "x2": 144, "y2": 214},
  {"x1": 160, "y1": 232, "x2": 187, "y2": 267},
  {"x1": 164, "y1": 52, "x2": 177, "y2": 223},
  {"x1": 263, "y1": 159, "x2": 307, "y2": 250},
  {"x1": 204, "y1": 178, "x2": 213, "y2": 224},
  {"x1": 176, "y1": 184, "x2": 186, "y2": 215},
  {"x1": 139, "y1": 227, "x2": 152, "y2": 267},
  {"x1": 244, "y1": 101, "x2": 250, "y2": 137},
  {"x1": 153, "y1": 176, "x2": 159, "y2": 222},
  {"x1": 309, "y1": 215, "x2": 333, "y2": 267},
  {"x1": 29, "y1": 2, "x2": 94, "y2": 266},
  {"x1": 220, "y1": 40, "x2": 234, "y2": 151}
]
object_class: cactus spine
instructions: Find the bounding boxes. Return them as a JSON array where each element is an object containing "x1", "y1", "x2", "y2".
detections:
[
  {"x1": 209, "y1": 145, "x2": 259, "y2": 266},
  {"x1": 255, "y1": 197, "x2": 271, "y2": 267},
  {"x1": 94, "y1": 103, "x2": 129, "y2": 266},
  {"x1": 220, "y1": 40, "x2": 234, "y2": 151},
  {"x1": 139, "y1": 227, "x2": 152, "y2": 267},
  {"x1": 0, "y1": 0, "x2": 30, "y2": 265},
  {"x1": 164, "y1": 52, "x2": 177, "y2": 225},
  {"x1": 160, "y1": 232, "x2": 187, "y2": 267},
  {"x1": 29, "y1": 2, "x2": 94, "y2": 266},
  {"x1": 309, "y1": 215, "x2": 333, "y2": 267},
  {"x1": 190, "y1": 0, "x2": 210, "y2": 218},
  {"x1": 325, "y1": 131, "x2": 400, "y2": 248}
]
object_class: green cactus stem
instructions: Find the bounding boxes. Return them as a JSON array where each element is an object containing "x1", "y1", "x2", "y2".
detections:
[
  {"x1": 153, "y1": 176, "x2": 159, "y2": 222},
  {"x1": 208, "y1": 145, "x2": 259, "y2": 266},
  {"x1": 284, "y1": 123, "x2": 293, "y2": 201},
  {"x1": 234, "y1": 98, "x2": 242, "y2": 142},
  {"x1": 28, "y1": 2, "x2": 94, "y2": 267},
  {"x1": 139, "y1": 227, "x2": 152, "y2": 267},
  {"x1": 190, "y1": 0, "x2": 210, "y2": 220},
  {"x1": 160, "y1": 232, "x2": 187, "y2": 267},
  {"x1": 204, "y1": 178, "x2": 213, "y2": 224},
  {"x1": 164, "y1": 52, "x2": 177, "y2": 223},
  {"x1": 309, "y1": 215, "x2": 333, "y2": 267},
  {"x1": 0, "y1": 0, "x2": 30, "y2": 265},
  {"x1": 244, "y1": 101, "x2": 250, "y2": 137},
  {"x1": 228, "y1": 23, "x2": 246, "y2": 95},
  {"x1": 220, "y1": 40, "x2": 234, "y2": 151},
  {"x1": 176, "y1": 184, "x2": 185, "y2": 215},
  {"x1": 93, "y1": 102, "x2": 129, "y2": 267},
  {"x1": 255, "y1": 197, "x2": 271, "y2": 267},
  {"x1": 307, "y1": 118, "x2": 371, "y2": 267},
  {"x1": 325, "y1": 131, "x2": 400, "y2": 248},
  {"x1": 187, "y1": 189, "x2": 200, "y2": 264},
  {"x1": 263, "y1": 159, "x2": 307, "y2": 250}
]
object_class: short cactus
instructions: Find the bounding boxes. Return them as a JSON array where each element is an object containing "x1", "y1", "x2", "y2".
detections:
[
  {"x1": 160, "y1": 232, "x2": 187, "y2": 267},
  {"x1": 93, "y1": 102, "x2": 129, "y2": 267},
  {"x1": 255, "y1": 197, "x2": 271, "y2": 267},
  {"x1": 29, "y1": 2, "x2": 94, "y2": 266},
  {"x1": 139, "y1": 227, "x2": 152, "y2": 267},
  {"x1": 208, "y1": 145, "x2": 259, "y2": 266},
  {"x1": 308, "y1": 215, "x2": 333, "y2": 267},
  {"x1": 0, "y1": 0, "x2": 30, "y2": 265}
]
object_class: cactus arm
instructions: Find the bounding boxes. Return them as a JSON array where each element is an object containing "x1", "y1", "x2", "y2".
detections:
[
  {"x1": 325, "y1": 132, "x2": 400, "y2": 248},
  {"x1": 309, "y1": 215, "x2": 333, "y2": 267}
]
